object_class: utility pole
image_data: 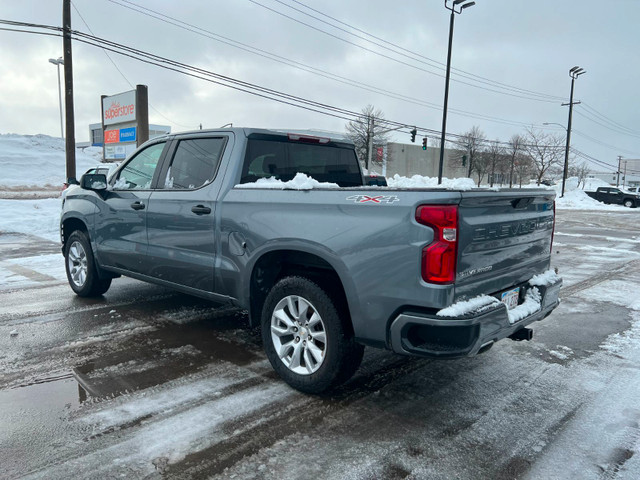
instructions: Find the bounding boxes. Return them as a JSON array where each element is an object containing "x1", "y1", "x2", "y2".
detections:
[
  {"x1": 63, "y1": 0, "x2": 77, "y2": 184},
  {"x1": 623, "y1": 159, "x2": 628, "y2": 188},
  {"x1": 617, "y1": 155, "x2": 622, "y2": 187},
  {"x1": 561, "y1": 66, "x2": 586, "y2": 197},
  {"x1": 367, "y1": 115, "x2": 374, "y2": 170}
]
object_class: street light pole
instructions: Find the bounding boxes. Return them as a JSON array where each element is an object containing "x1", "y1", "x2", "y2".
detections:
[
  {"x1": 438, "y1": 0, "x2": 475, "y2": 184},
  {"x1": 48, "y1": 57, "x2": 64, "y2": 138},
  {"x1": 561, "y1": 66, "x2": 586, "y2": 197}
]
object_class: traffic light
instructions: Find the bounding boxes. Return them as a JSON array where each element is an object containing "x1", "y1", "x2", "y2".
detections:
[
  {"x1": 422, "y1": 137, "x2": 428, "y2": 150},
  {"x1": 410, "y1": 128, "x2": 417, "y2": 143}
]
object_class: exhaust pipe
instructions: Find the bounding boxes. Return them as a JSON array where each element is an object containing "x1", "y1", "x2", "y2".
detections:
[{"x1": 509, "y1": 327, "x2": 533, "y2": 342}]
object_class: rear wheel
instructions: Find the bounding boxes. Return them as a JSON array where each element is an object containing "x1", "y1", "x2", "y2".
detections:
[
  {"x1": 261, "y1": 276, "x2": 364, "y2": 394},
  {"x1": 64, "y1": 231, "x2": 111, "y2": 297}
]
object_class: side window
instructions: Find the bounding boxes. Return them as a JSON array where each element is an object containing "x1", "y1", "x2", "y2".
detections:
[
  {"x1": 114, "y1": 142, "x2": 166, "y2": 190},
  {"x1": 163, "y1": 138, "x2": 226, "y2": 190}
]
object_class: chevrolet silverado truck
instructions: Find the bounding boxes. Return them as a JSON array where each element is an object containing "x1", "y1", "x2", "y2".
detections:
[
  {"x1": 585, "y1": 186, "x2": 640, "y2": 207},
  {"x1": 60, "y1": 128, "x2": 562, "y2": 393}
]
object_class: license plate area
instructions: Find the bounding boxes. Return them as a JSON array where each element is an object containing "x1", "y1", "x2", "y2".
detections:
[{"x1": 500, "y1": 287, "x2": 520, "y2": 310}]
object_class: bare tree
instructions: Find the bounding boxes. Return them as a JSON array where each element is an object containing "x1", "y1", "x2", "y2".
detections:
[
  {"x1": 471, "y1": 149, "x2": 490, "y2": 186},
  {"x1": 568, "y1": 161, "x2": 591, "y2": 189},
  {"x1": 345, "y1": 105, "x2": 390, "y2": 170},
  {"x1": 486, "y1": 140, "x2": 505, "y2": 187},
  {"x1": 515, "y1": 153, "x2": 534, "y2": 187},
  {"x1": 507, "y1": 134, "x2": 524, "y2": 187},
  {"x1": 522, "y1": 127, "x2": 565, "y2": 185},
  {"x1": 456, "y1": 126, "x2": 486, "y2": 178}
]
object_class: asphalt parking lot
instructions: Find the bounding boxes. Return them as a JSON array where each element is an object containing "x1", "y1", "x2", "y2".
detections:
[{"x1": 1, "y1": 209, "x2": 640, "y2": 479}]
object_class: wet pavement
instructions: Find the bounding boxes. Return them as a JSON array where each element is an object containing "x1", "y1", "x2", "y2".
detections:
[{"x1": 1, "y1": 209, "x2": 640, "y2": 479}]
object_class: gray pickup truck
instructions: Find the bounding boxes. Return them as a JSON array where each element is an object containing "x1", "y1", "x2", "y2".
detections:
[{"x1": 61, "y1": 128, "x2": 562, "y2": 393}]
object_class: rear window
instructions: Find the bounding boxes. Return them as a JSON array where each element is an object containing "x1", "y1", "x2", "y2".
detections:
[{"x1": 240, "y1": 138, "x2": 362, "y2": 187}]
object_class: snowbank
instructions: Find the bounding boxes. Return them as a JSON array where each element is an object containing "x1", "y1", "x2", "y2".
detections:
[
  {"x1": 0, "y1": 134, "x2": 102, "y2": 188},
  {"x1": 552, "y1": 176, "x2": 631, "y2": 211},
  {"x1": 0, "y1": 198, "x2": 61, "y2": 242}
]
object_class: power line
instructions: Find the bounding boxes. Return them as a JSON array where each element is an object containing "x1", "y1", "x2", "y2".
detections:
[
  {"x1": 574, "y1": 109, "x2": 640, "y2": 140},
  {"x1": 245, "y1": 0, "x2": 559, "y2": 104},
  {"x1": 581, "y1": 102, "x2": 640, "y2": 136},
  {"x1": 105, "y1": 0, "x2": 550, "y2": 129},
  {"x1": 71, "y1": 1, "x2": 198, "y2": 129},
  {"x1": 280, "y1": 0, "x2": 565, "y2": 101},
  {"x1": 2, "y1": 19, "x2": 625, "y2": 161}
]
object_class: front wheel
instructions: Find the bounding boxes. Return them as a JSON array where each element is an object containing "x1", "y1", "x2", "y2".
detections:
[
  {"x1": 261, "y1": 276, "x2": 364, "y2": 394},
  {"x1": 64, "y1": 231, "x2": 112, "y2": 297},
  {"x1": 624, "y1": 199, "x2": 634, "y2": 208}
]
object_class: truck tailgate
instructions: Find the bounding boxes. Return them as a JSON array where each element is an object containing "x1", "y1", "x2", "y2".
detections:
[{"x1": 455, "y1": 190, "x2": 555, "y2": 299}]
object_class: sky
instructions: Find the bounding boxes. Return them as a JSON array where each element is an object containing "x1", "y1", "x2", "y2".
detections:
[{"x1": 1, "y1": 0, "x2": 639, "y2": 174}]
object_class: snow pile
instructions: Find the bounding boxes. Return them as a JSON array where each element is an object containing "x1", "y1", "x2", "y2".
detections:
[
  {"x1": 582, "y1": 177, "x2": 610, "y2": 191},
  {"x1": 436, "y1": 295, "x2": 499, "y2": 317},
  {"x1": 0, "y1": 134, "x2": 102, "y2": 188},
  {"x1": 529, "y1": 269, "x2": 561, "y2": 287},
  {"x1": 555, "y1": 188, "x2": 624, "y2": 210},
  {"x1": 386, "y1": 174, "x2": 476, "y2": 190},
  {"x1": 0, "y1": 198, "x2": 61, "y2": 242},
  {"x1": 235, "y1": 172, "x2": 339, "y2": 190}
]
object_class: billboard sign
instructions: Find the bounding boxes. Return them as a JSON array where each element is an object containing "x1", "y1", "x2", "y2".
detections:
[{"x1": 102, "y1": 90, "x2": 136, "y2": 126}]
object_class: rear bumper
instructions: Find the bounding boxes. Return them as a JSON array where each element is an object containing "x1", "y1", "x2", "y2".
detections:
[{"x1": 388, "y1": 278, "x2": 562, "y2": 358}]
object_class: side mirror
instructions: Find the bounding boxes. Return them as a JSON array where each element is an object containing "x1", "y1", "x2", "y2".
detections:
[{"x1": 80, "y1": 173, "x2": 108, "y2": 192}]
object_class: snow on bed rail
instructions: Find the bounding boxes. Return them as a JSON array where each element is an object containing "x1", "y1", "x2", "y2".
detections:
[
  {"x1": 386, "y1": 174, "x2": 476, "y2": 190},
  {"x1": 235, "y1": 172, "x2": 339, "y2": 190}
]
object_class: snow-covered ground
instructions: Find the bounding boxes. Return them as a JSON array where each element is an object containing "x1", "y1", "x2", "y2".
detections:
[{"x1": 0, "y1": 133, "x2": 101, "y2": 189}]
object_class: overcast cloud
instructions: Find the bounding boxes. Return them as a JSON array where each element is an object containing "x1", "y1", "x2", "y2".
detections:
[{"x1": 1, "y1": 0, "x2": 639, "y2": 171}]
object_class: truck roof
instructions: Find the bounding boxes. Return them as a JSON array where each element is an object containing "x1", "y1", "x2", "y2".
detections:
[{"x1": 156, "y1": 127, "x2": 354, "y2": 146}]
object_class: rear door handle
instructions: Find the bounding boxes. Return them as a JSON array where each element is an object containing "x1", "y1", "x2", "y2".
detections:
[
  {"x1": 191, "y1": 205, "x2": 211, "y2": 215},
  {"x1": 130, "y1": 201, "x2": 145, "y2": 210}
]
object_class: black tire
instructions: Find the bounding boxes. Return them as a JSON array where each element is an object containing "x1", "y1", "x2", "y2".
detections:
[
  {"x1": 623, "y1": 199, "x2": 634, "y2": 208},
  {"x1": 64, "y1": 230, "x2": 112, "y2": 297},
  {"x1": 261, "y1": 276, "x2": 364, "y2": 394}
]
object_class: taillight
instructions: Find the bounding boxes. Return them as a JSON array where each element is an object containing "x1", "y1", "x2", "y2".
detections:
[
  {"x1": 550, "y1": 200, "x2": 556, "y2": 253},
  {"x1": 416, "y1": 205, "x2": 458, "y2": 284}
]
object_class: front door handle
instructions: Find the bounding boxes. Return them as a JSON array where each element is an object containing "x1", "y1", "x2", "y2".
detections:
[
  {"x1": 191, "y1": 205, "x2": 211, "y2": 215},
  {"x1": 130, "y1": 201, "x2": 145, "y2": 210}
]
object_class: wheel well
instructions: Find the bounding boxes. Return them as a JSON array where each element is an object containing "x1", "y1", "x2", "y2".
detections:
[
  {"x1": 249, "y1": 250, "x2": 352, "y2": 333},
  {"x1": 61, "y1": 218, "x2": 88, "y2": 248}
]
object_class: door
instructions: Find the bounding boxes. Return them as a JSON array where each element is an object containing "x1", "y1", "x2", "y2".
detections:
[
  {"x1": 94, "y1": 141, "x2": 168, "y2": 273},
  {"x1": 144, "y1": 136, "x2": 228, "y2": 291}
]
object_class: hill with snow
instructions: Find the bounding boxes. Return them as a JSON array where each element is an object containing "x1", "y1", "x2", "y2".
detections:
[{"x1": 0, "y1": 134, "x2": 103, "y2": 188}]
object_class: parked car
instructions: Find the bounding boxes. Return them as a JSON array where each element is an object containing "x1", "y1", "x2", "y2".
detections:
[
  {"x1": 585, "y1": 186, "x2": 640, "y2": 208},
  {"x1": 61, "y1": 128, "x2": 561, "y2": 393}
]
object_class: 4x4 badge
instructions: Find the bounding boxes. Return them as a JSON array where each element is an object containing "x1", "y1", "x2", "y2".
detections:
[{"x1": 346, "y1": 195, "x2": 400, "y2": 204}]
